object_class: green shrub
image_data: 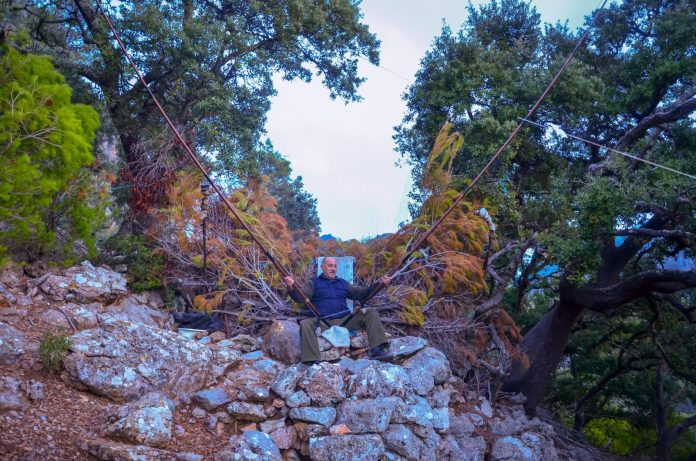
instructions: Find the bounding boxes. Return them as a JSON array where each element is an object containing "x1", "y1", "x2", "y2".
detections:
[
  {"x1": 38, "y1": 330, "x2": 71, "y2": 373},
  {"x1": 102, "y1": 234, "x2": 164, "y2": 292}
]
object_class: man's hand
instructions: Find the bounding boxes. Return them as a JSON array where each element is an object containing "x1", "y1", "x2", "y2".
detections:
[
  {"x1": 379, "y1": 275, "x2": 392, "y2": 285},
  {"x1": 283, "y1": 276, "x2": 295, "y2": 289}
]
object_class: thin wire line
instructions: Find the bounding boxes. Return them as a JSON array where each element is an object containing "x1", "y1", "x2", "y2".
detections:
[
  {"x1": 519, "y1": 118, "x2": 696, "y2": 181},
  {"x1": 358, "y1": 54, "x2": 413, "y2": 83}
]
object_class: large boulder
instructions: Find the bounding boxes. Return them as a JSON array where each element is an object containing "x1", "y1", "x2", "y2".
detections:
[
  {"x1": 214, "y1": 430, "x2": 282, "y2": 461},
  {"x1": 106, "y1": 392, "x2": 175, "y2": 448},
  {"x1": 0, "y1": 321, "x2": 27, "y2": 366},
  {"x1": 263, "y1": 320, "x2": 301, "y2": 364},
  {"x1": 39, "y1": 261, "x2": 127, "y2": 303},
  {"x1": 289, "y1": 407, "x2": 336, "y2": 427},
  {"x1": 62, "y1": 316, "x2": 213, "y2": 401},
  {"x1": 309, "y1": 434, "x2": 385, "y2": 461},
  {"x1": 299, "y1": 363, "x2": 345, "y2": 406}
]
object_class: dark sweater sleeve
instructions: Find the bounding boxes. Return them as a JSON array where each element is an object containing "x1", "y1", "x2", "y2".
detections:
[
  {"x1": 347, "y1": 281, "x2": 378, "y2": 303},
  {"x1": 287, "y1": 280, "x2": 314, "y2": 304}
]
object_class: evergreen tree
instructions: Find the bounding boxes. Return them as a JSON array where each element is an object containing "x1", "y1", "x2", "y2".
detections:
[{"x1": 0, "y1": 45, "x2": 102, "y2": 262}]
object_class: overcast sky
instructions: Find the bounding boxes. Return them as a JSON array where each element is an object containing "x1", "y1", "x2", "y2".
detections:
[{"x1": 266, "y1": 1, "x2": 599, "y2": 240}]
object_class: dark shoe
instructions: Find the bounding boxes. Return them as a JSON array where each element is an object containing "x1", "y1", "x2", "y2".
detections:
[
  {"x1": 369, "y1": 344, "x2": 391, "y2": 360},
  {"x1": 302, "y1": 360, "x2": 319, "y2": 367}
]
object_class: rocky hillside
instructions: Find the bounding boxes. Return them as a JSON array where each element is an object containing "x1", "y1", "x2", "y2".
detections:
[{"x1": 0, "y1": 262, "x2": 614, "y2": 460}]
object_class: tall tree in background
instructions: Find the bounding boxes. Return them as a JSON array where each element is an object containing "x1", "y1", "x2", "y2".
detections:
[
  {"x1": 5, "y1": 0, "x2": 378, "y2": 222},
  {"x1": 396, "y1": 0, "x2": 696, "y2": 448}
]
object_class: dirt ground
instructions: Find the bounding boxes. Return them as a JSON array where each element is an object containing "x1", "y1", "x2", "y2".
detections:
[{"x1": 0, "y1": 296, "x2": 236, "y2": 461}]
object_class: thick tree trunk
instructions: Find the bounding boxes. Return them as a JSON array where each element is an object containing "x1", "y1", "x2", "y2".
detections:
[{"x1": 502, "y1": 298, "x2": 584, "y2": 414}]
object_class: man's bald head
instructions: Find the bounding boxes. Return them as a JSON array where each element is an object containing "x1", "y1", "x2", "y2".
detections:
[{"x1": 320, "y1": 257, "x2": 338, "y2": 279}]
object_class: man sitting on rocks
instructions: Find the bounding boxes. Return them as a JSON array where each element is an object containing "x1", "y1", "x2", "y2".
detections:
[{"x1": 283, "y1": 257, "x2": 391, "y2": 365}]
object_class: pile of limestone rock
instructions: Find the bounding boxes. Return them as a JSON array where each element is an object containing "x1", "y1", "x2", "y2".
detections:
[{"x1": 0, "y1": 261, "x2": 606, "y2": 461}]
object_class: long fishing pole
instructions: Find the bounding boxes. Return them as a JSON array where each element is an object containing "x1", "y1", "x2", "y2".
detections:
[
  {"x1": 346, "y1": 0, "x2": 609, "y2": 319},
  {"x1": 93, "y1": 0, "x2": 331, "y2": 327}
]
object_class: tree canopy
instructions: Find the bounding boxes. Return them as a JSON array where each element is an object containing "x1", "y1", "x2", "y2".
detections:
[
  {"x1": 396, "y1": 0, "x2": 696, "y2": 457},
  {"x1": 7, "y1": 0, "x2": 379, "y2": 219}
]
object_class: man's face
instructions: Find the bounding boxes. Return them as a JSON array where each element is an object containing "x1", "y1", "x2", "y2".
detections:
[{"x1": 321, "y1": 258, "x2": 338, "y2": 279}]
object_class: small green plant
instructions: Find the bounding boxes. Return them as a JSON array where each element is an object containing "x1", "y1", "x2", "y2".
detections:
[
  {"x1": 102, "y1": 234, "x2": 165, "y2": 292},
  {"x1": 38, "y1": 330, "x2": 71, "y2": 373}
]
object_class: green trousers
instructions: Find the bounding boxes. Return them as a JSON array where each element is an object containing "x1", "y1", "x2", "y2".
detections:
[{"x1": 299, "y1": 309, "x2": 388, "y2": 363}]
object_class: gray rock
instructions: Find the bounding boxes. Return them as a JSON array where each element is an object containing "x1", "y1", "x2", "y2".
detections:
[
  {"x1": 289, "y1": 407, "x2": 336, "y2": 427},
  {"x1": 269, "y1": 426, "x2": 298, "y2": 450},
  {"x1": 106, "y1": 296, "x2": 167, "y2": 328},
  {"x1": 286, "y1": 390, "x2": 311, "y2": 408},
  {"x1": 387, "y1": 336, "x2": 428, "y2": 359},
  {"x1": 381, "y1": 424, "x2": 423, "y2": 461},
  {"x1": 450, "y1": 413, "x2": 477, "y2": 436},
  {"x1": 490, "y1": 415, "x2": 525, "y2": 436},
  {"x1": 336, "y1": 397, "x2": 397, "y2": 434},
  {"x1": 432, "y1": 407, "x2": 450, "y2": 433},
  {"x1": 411, "y1": 424, "x2": 441, "y2": 461},
  {"x1": 227, "y1": 402, "x2": 267, "y2": 422},
  {"x1": 222, "y1": 359, "x2": 283, "y2": 403},
  {"x1": 0, "y1": 376, "x2": 28, "y2": 413},
  {"x1": 39, "y1": 261, "x2": 127, "y2": 303},
  {"x1": 210, "y1": 348, "x2": 242, "y2": 382},
  {"x1": 106, "y1": 392, "x2": 174, "y2": 448},
  {"x1": 391, "y1": 395, "x2": 435, "y2": 427},
  {"x1": 0, "y1": 280, "x2": 17, "y2": 304},
  {"x1": 259, "y1": 417, "x2": 287, "y2": 434},
  {"x1": 299, "y1": 362, "x2": 345, "y2": 406},
  {"x1": 319, "y1": 348, "x2": 343, "y2": 362},
  {"x1": 309, "y1": 434, "x2": 385, "y2": 461},
  {"x1": 192, "y1": 388, "x2": 231, "y2": 411},
  {"x1": 350, "y1": 331, "x2": 369, "y2": 349},
  {"x1": 270, "y1": 365, "x2": 303, "y2": 399},
  {"x1": 440, "y1": 435, "x2": 486, "y2": 461},
  {"x1": 402, "y1": 347, "x2": 451, "y2": 396},
  {"x1": 215, "y1": 430, "x2": 282, "y2": 461},
  {"x1": 490, "y1": 433, "x2": 559, "y2": 461},
  {"x1": 347, "y1": 362, "x2": 411, "y2": 399},
  {"x1": 339, "y1": 357, "x2": 379, "y2": 375},
  {"x1": 478, "y1": 399, "x2": 493, "y2": 418},
  {"x1": 426, "y1": 386, "x2": 451, "y2": 409},
  {"x1": 62, "y1": 316, "x2": 213, "y2": 401},
  {"x1": 241, "y1": 350, "x2": 264, "y2": 360},
  {"x1": 220, "y1": 334, "x2": 262, "y2": 352},
  {"x1": 42, "y1": 303, "x2": 102, "y2": 330},
  {"x1": 0, "y1": 321, "x2": 27, "y2": 366},
  {"x1": 318, "y1": 336, "x2": 332, "y2": 352},
  {"x1": 23, "y1": 380, "x2": 44, "y2": 401},
  {"x1": 263, "y1": 320, "x2": 301, "y2": 365},
  {"x1": 80, "y1": 437, "x2": 203, "y2": 461},
  {"x1": 192, "y1": 407, "x2": 207, "y2": 419}
]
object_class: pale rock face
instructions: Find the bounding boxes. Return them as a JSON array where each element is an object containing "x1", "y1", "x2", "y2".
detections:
[
  {"x1": 381, "y1": 424, "x2": 423, "y2": 461},
  {"x1": 491, "y1": 433, "x2": 560, "y2": 461},
  {"x1": 80, "y1": 437, "x2": 203, "y2": 461},
  {"x1": 335, "y1": 397, "x2": 397, "y2": 434},
  {"x1": 62, "y1": 316, "x2": 213, "y2": 401},
  {"x1": 39, "y1": 261, "x2": 127, "y2": 303},
  {"x1": 347, "y1": 362, "x2": 412, "y2": 399},
  {"x1": 402, "y1": 347, "x2": 451, "y2": 396},
  {"x1": 288, "y1": 407, "x2": 337, "y2": 427},
  {"x1": 269, "y1": 365, "x2": 304, "y2": 399}
]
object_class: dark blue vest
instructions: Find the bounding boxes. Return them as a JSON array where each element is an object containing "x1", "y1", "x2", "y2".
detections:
[{"x1": 311, "y1": 275, "x2": 350, "y2": 319}]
